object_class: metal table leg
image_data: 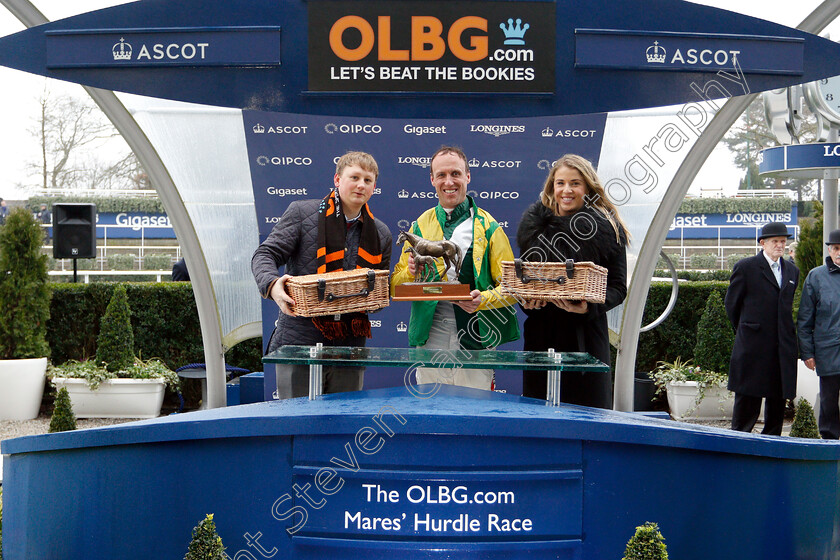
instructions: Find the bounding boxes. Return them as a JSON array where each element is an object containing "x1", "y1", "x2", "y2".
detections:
[
  {"x1": 546, "y1": 348, "x2": 561, "y2": 406},
  {"x1": 309, "y1": 342, "x2": 323, "y2": 400}
]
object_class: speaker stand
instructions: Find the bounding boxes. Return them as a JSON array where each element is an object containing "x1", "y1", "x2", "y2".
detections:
[{"x1": 73, "y1": 258, "x2": 78, "y2": 283}]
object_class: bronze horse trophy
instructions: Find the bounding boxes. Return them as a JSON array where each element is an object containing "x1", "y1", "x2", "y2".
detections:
[{"x1": 393, "y1": 230, "x2": 471, "y2": 301}]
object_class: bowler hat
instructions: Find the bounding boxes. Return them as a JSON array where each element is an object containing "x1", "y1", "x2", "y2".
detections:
[
  {"x1": 758, "y1": 222, "x2": 792, "y2": 241},
  {"x1": 826, "y1": 229, "x2": 840, "y2": 245}
]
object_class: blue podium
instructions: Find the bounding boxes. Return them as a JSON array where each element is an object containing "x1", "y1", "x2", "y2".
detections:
[{"x1": 4, "y1": 373, "x2": 840, "y2": 559}]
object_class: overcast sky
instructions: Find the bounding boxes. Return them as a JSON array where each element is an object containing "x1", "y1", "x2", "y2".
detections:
[{"x1": 0, "y1": 0, "x2": 835, "y2": 201}]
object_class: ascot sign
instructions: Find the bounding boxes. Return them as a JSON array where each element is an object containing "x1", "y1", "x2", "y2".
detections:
[{"x1": 2, "y1": 0, "x2": 840, "y2": 117}]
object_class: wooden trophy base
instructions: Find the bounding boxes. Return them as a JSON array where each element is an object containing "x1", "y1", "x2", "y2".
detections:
[{"x1": 393, "y1": 282, "x2": 472, "y2": 301}]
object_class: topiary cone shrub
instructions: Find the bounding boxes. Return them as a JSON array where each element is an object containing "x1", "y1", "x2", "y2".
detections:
[
  {"x1": 49, "y1": 386, "x2": 77, "y2": 433},
  {"x1": 694, "y1": 290, "x2": 733, "y2": 374},
  {"x1": 623, "y1": 521, "x2": 669, "y2": 560},
  {"x1": 185, "y1": 513, "x2": 226, "y2": 560},
  {"x1": 0, "y1": 207, "x2": 50, "y2": 360},
  {"x1": 790, "y1": 397, "x2": 820, "y2": 439},
  {"x1": 95, "y1": 284, "x2": 135, "y2": 372}
]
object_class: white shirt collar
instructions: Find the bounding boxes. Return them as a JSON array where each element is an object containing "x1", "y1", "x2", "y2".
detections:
[{"x1": 762, "y1": 250, "x2": 780, "y2": 268}]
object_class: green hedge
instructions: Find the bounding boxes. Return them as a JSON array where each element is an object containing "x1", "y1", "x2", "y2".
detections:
[
  {"x1": 678, "y1": 197, "x2": 792, "y2": 214},
  {"x1": 48, "y1": 283, "x2": 262, "y2": 372},
  {"x1": 29, "y1": 196, "x2": 165, "y2": 214},
  {"x1": 637, "y1": 281, "x2": 730, "y2": 373}
]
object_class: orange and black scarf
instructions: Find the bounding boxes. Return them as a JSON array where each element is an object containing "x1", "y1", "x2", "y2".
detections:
[{"x1": 313, "y1": 190, "x2": 383, "y2": 340}]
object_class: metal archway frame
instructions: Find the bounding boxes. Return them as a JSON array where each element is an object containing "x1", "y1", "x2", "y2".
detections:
[
  {"x1": 1, "y1": 0, "x2": 230, "y2": 408},
  {"x1": 613, "y1": 0, "x2": 840, "y2": 412}
]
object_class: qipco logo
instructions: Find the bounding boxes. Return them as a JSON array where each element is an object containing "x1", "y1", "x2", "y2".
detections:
[{"x1": 329, "y1": 15, "x2": 488, "y2": 62}]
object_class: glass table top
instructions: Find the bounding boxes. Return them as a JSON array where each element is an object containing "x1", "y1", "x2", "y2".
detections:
[{"x1": 263, "y1": 345, "x2": 608, "y2": 372}]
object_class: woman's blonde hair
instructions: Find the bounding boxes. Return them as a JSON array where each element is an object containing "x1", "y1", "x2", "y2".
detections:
[{"x1": 540, "y1": 154, "x2": 630, "y2": 244}]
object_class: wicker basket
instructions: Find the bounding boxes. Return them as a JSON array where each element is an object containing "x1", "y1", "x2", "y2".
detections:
[
  {"x1": 286, "y1": 269, "x2": 390, "y2": 317},
  {"x1": 500, "y1": 259, "x2": 608, "y2": 303}
]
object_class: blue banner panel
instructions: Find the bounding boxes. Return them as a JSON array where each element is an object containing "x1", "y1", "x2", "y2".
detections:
[
  {"x1": 575, "y1": 30, "x2": 803, "y2": 75},
  {"x1": 294, "y1": 468, "x2": 582, "y2": 539},
  {"x1": 94, "y1": 211, "x2": 176, "y2": 239},
  {"x1": 308, "y1": 1, "x2": 555, "y2": 93},
  {"x1": 759, "y1": 143, "x2": 840, "y2": 179},
  {"x1": 244, "y1": 110, "x2": 607, "y2": 395},
  {"x1": 4, "y1": 0, "x2": 840, "y2": 116},
  {"x1": 666, "y1": 207, "x2": 798, "y2": 240},
  {"x1": 45, "y1": 27, "x2": 282, "y2": 68}
]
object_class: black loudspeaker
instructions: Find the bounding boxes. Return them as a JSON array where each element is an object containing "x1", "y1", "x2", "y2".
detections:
[{"x1": 53, "y1": 203, "x2": 96, "y2": 259}]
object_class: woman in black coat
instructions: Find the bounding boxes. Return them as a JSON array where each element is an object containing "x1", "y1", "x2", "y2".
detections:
[{"x1": 517, "y1": 154, "x2": 629, "y2": 408}]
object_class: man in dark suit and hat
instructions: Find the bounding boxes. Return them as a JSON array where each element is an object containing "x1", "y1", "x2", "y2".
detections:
[
  {"x1": 725, "y1": 222, "x2": 799, "y2": 435},
  {"x1": 798, "y1": 228, "x2": 840, "y2": 439}
]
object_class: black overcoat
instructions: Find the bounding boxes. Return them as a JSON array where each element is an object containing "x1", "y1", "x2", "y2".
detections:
[{"x1": 724, "y1": 251, "x2": 799, "y2": 399}]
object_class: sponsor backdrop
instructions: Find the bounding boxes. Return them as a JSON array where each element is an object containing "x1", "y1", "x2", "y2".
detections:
[
  {"x1": 667, "y1": 207, "x2": 798, "y2": 240},
  {"x1": 243, "y1": 111, "x2": 607, "y2": 397}
]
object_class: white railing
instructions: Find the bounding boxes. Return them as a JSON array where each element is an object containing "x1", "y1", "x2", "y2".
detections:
[
  {"x1": 42, "y1": 222, "x2": 181, "y2": 275},
  {"x1": 664, "y1": 224, "x2": 800, "y2": 270},
  {"x1": 34, "y1": 189, "x2": 159, "y2": 198}
]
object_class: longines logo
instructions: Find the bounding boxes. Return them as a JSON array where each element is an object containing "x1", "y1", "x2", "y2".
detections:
[
  {"x1": 397, "y1": 156, "x2": 432, "y2": 169},
  {"x1": 537, "y1": 159, "x2": 556, "y2": 170},
  {"x1": 397, "y1": 219, "x2": 413, "y2": 230},
  {"x1": 252, "y1": 124, "x2": 308, "y2": 134},
  {"x1": 403, "y1": 124, "x2": 447, "y2": 136},
  {"x1": 112, "y1": 37, "x2": 208, "y2": 62},
  {"x1": 541, "y1": 127, "x2": 597, "y2": 138},
  {"x1": 256, "y1": 156, "x2": 313, "y2": 166},
  {"x1": 324, "y1": 123, "x2": 383, "y2": 134},
  {"x1": 469, "y1": 124, "x2": 525, "y2": 137}
]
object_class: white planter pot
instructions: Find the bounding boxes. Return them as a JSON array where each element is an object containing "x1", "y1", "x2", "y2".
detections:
[
  {"x1": 0, "y1": 357, "x2": 47, "y2": 420},
  {"x1": 52, "y1": 378, "x2": 166, "y2": 419},
  {"x1": 666, "y1": 381, "x2": 734, "y2": 421}
]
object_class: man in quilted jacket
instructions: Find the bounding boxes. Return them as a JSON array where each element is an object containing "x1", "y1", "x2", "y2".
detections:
[{"x1": 252, "y1": 151, "x2": 392, "y2": 399}]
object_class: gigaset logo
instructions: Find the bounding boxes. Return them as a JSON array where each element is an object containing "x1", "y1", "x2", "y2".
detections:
[
  {"x1": 329, "y1": 15, "x2": 489, "y2": 62},
  {"x1": 325, "y1": 123, "x2": 382, "y2": 134}
]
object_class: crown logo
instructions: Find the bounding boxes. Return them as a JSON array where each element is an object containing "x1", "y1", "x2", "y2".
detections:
[
  {"x1": 500, "y1": 18, "x2": 529, "y2": 46},
  {"x1": 398, "y1": 189, "x2": 409, "y2": 199},
  {"x1": 252, "y1": 123, "x2": 265, "y2": 133},
  {"x1": 112, "y1": 38, "x2": 132, "y2": 61},
  {"x1": 468, "y1": 158, "x2": 480, "y2": 168},
  {"x1": 646, "y1": 41, "x2": 666, "y2": 64},
  {"x1": 541, "y1": 127, "x2": 554, "y2": 137},
  {"x1": 396, "y1": 321, "x2": 408, "y2": 333}
]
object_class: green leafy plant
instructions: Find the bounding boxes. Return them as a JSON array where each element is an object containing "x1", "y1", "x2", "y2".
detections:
[
  {"x1": 0, "y1": 207, "x2": 51, "y2": 359},
  {"x1": 96, "y1": 284, "x2": 135, "y2": 372},
  {"x1": 143, "y1": 254, "x2": 172, "y2": 271},
  {"x1": 679, "y1": 197, "x2": 791, "y2": 214},
  {"x1": 622, "y1": 521, "x2": 668, "y2": 560},
  {"x1": 29, "y1": 195, "x2": 165, "y2": 214},
  {"x1": 694, "y1": 291, "x2": 733, "y2": 375},
  {"x1": 49, "y1": 357, "x2": 180, "y2": 392},
  {"x1": 49, "y1": 386, "x2": 77, "y2": 433},
  {"x1": 650, "y1": 357, "x2": 729, "y2": 416},
  {"x1": 107, "y1": 253, "x2": 135, "y2": 271},
  {"x1": 689, "y1": 253, "x2": 718, "y2": 270},
  {"x1": 790, "y1": 397, "x2": 820, "y2": 439},
  {"x1": 184, "y1": 513, "x2": 226, "y2": 560}
]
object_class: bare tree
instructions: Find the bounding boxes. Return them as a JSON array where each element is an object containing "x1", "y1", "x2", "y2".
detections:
[
  {"x1": 26, "y1": 88, "x2": 148, "y2": 191},
  {"x1": 722, "y1": 96, "x2": 818, "y2": 201}
]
